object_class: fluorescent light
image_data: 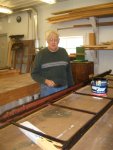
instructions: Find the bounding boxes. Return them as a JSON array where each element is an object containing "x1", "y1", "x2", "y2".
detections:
[
  {"x1": 0, "y1": 6, "x2": 13, "y2": 14},
  {"x1": 41, "y1": 0, "x2": 56, "y2": 4}
]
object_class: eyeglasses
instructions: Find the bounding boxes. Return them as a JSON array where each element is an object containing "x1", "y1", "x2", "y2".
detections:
[{"x1": 48, "y1": 38, "x2": 59, "y2": 43}]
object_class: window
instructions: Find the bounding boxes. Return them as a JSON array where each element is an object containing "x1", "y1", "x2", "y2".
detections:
[{"x1": 59, "y1": 36, "x2": 83, "y2": 55}]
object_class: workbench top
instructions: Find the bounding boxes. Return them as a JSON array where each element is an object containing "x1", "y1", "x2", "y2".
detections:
[
  {"x1": 0, "y1": 69, "x2": 20, "y2": 78},
  {"x1": 0, "y1": 73, "x2": 40, "y2": 106}
]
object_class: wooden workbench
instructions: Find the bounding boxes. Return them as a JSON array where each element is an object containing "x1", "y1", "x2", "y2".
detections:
[
  {"x1": 0, "y1": 68, "x2": 20, "y2": 79},
  {"x1": 0, "y1": 73, "x2": 40, "y2": 106},
  {"x1": 0, "y1": 72, "x2": 113, "y2": 150}
]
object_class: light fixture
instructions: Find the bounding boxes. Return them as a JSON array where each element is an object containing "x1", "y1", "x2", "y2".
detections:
[
  {"x1": 41, "y1": 0, "x2": 56, "y2": 4},
  {"x1": 0, "y1": 6, "x2": 13, "y2": 14}
]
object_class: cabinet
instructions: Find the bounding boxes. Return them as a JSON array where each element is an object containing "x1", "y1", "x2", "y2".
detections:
[{"x1": 71, "y1": 61, "x2": 94, "y2": 84}]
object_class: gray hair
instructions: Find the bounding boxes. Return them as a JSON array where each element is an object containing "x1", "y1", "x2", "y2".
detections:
[{"x1": 45, "y1": 30, "x2": 59, "y2": 41}]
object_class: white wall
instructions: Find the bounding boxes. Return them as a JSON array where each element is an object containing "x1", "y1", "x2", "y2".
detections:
[
  {"x1": 37, "y1": 0, "x2": 113, "y2": 44},
  {"x1": 37, "y1": 0, "x2": 113, "y2": 74},
  {"x1": 0, "y1": 0, "x2": 113, "y2": 74},
  {"x1": 97, "y1": 24, "x2": 113, "y2": 74},
  {"x1": 0, "y1": 11, "x2": 37, "y2": 40}
]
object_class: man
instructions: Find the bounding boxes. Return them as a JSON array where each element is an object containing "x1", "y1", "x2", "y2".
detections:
[{"x1": 31, "y1": 30, "x2": 74, "y2": 97}]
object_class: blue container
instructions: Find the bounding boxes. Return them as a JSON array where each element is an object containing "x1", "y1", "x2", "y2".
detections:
[{"x1": 91, "y1": 78, "x2": 108, "y2": 95}]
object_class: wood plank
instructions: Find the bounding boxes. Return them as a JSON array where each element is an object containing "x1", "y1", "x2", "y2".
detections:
[
  {"x1": 47, "y1": 3, "x2": 113, "y2": 24},
  {"x1": 48, "y1": 8, "x2": 113, "y2": 23},
  {"x1": 72, "y1": 105, "x2": 113, "y2": 150},
  {"x1": 57, "y1": 21, "x2": 113, "y2": 31},
  {"x1": 83, "y1": 43, "x2": 113, "y2": 50},
  {"x1": 0, "y1": 73, "x2": 40, "y2": 106},
  {"x1": 73, "y1": 21, "x2": 113, "y2": 28}
]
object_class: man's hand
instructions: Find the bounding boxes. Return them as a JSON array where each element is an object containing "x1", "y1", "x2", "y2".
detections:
[{"x1": 45, "y1": 79, "x2": 55, "y2": 87}]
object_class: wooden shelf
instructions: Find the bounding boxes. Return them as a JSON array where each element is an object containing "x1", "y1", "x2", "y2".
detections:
[
  {"x1": 83, "y1": 42, "x2": 113, "y2": 50},
  {"x1": 47, "y1": 2, "x2": 113, "y2": 24}
]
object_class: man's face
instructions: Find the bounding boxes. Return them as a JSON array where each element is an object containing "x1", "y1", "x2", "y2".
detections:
[{"x1": 47, "y1": 34, "x2": 59, "y2": 52}]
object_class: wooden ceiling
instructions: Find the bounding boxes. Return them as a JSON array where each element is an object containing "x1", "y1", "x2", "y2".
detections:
[{"x1": 47, "y1": 2, "x2": 113, "y2": 24}]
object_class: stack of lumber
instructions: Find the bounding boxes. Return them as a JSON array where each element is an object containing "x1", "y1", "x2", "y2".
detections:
[
  {"x1": 101, "y1": 41, "x2": 113, "y2": 49},
  {"x1": 83, "y1": 41, "x2": 113, "y2": 50},
  {"x1": 47, "y1": 2, "x2": 113, "y2": 24}
]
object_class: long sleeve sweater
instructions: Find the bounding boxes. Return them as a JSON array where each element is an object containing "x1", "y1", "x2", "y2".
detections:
[{"x1": 31, "y1": 47, "x2": 74, "y2": 87}]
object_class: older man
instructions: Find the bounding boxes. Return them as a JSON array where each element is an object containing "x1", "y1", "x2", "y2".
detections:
[{"x1": 31, "y1": 30, "x2": 74, "y2": 97}]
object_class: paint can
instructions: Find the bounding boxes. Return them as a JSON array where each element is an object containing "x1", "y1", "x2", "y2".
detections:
[{"x1": 91, "y1": 78, "x2": 108, "y2": 96}]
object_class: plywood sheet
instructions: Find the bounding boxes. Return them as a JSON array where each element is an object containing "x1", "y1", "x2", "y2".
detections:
[
  {"x1": 77, "y1": 85, "x2": 113, "y2": 99},
  {"x1": 55, "y1": 93, "x2": 110, "y2": 113},
  {"x1": 0, "y1": 124, "x2": 40, "y2": 150},
  {"x1": 71, "y1": 105, "x2": 113, "y2": 150},
  {"x1": 0, "y1": 105, "x2": 93, "y2": 149},
  {"x1": 18, "y1": 105, "x2": 93, "y2": 141}
]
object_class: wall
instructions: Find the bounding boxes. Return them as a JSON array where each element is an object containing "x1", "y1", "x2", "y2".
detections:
[
  {"x1": 0, "y1": 10, "x2": 38, "y2": 68},
  {"x1": 37, "y1": 0, "x2": 113, "y2": 74},
  {"x1": 0, "y1": 0, "x2": 113, "y2": 73},
  {"x1": 0, "y1": 11, "x2": 37, "y2": 40}
]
